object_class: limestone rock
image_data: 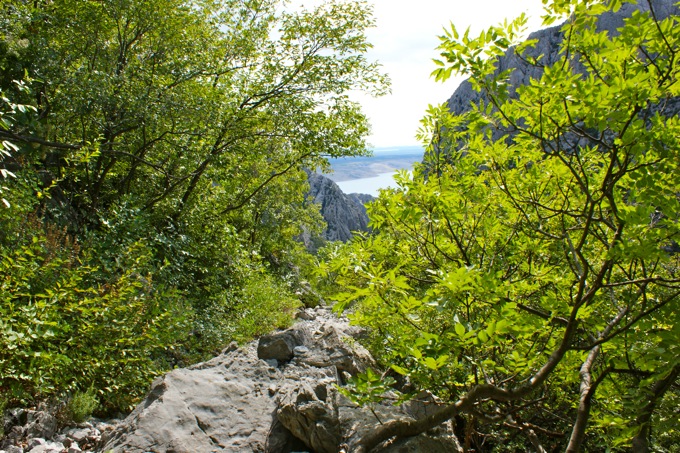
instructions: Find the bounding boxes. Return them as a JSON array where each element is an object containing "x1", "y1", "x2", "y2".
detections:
[
  {"x1": 305, "y1": 169, "x2": 372, "y2": 243},
  {"x1": 446, "y1": 0, "x2": 680, "y2": 120},
  {"x1": 24, "y1": 439, "x2": 64, "y2": 453},
  {"x1": 23, "y1": 412, "x2": 57, "y2": 441},
  {"x1": 100, "y1": 306, "x2": 461, "y2": 452},
  {"x1": 276, "y1": 381, "x2": 341, "y2": 453},
  {"x1": 1, "y1": 410, "x2": 57, "y2": 452},
  {"x1": 257, "y1": 330, "x2": 299, "y2": 362}
]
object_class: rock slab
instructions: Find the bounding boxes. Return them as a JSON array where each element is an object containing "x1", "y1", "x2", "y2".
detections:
[{"x1": 100, "y1": 306, "x2": 460, "y2": 452}]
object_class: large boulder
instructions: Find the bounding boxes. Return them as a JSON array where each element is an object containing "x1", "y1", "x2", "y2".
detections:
[{"x1": 99, "y1": 306, "x2": 463, "y2": 452}]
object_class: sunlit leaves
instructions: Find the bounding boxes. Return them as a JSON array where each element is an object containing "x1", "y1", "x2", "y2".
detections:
[
  {"x1": 0, "y1": 231, "x2": 187, "y2": 410},
  {"x1": 325, "y1": 0, "x2": 680, "y2": 449},
  {"x1": 432, "y1": 13, "x2": 531, "y2": 85}
]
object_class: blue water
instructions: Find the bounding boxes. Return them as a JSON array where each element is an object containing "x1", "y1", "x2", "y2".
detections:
[
  {"x1": 325, "y1": 146, "x2": 423, "y2": 195},
  {"x1": 336, "y1": 172, "x2": 399, "y2": 197}
]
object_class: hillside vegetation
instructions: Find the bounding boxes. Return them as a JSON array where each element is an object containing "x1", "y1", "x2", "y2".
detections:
[
  {"x1": 0, "y1": 0, "x2": 386, "y2": 413},
  {"x1": 1, "y1": 0, "x2": 679, "y2": 451}
]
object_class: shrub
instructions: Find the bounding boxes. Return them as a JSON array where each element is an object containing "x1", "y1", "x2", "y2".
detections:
[
  {"x1": 0, "y1": 215, "x2": 188, "y2": 412},
  {"x1": 187, "y1": 271, "x2": 301, "y2": 361},
  {"x1": 67, "y1": 387, "x2": 98, "y2": 423}
]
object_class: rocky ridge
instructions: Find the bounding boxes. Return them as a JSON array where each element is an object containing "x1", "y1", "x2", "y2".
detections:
[
  {"x1": 99, "y1": 306, "x2": 461, "y2": 452},
  {"x1": 446, "y1": 0, "x2": 680, "y2": 119}
]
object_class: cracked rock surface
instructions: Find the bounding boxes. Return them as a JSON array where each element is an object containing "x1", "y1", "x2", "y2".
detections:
[{"x1": 99, "y1": 306, "x2": 459, "y2": 452}]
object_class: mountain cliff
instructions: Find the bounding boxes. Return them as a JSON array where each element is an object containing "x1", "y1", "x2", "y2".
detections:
[
  {"x1": 446, "y1": 0, "x2": 680, "y2": 119},
  {"x1": 305, "y1": 170, "x2": 372, "y2": 244}
]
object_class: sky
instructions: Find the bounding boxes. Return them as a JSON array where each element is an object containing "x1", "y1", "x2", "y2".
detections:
[{"x1": 288, "y1": 0, "x2": 547, "y2": 148}]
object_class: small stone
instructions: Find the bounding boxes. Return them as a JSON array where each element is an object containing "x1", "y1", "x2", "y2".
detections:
[
  {"x1": 52, "y1": 434, "x2": 68, "y2": 447},
  {"x1": 27, "y1": 438, "x2": 45, "y2": 449},
  {"x1": 293, "y1": 346, "x2": 309, "y2": 356},
  {"x1": 26, "y1": 441, "x2": 64, "y2": 453},
  {"x1": 66, "y1": 428, "x2": 91, "y2": 443},
  {"x1": 7, "y1": 408, "x2": 28, "y2": 427},
  {"x1": 68, "y1": 443, "x2": 82, "y2": 453},
  {"x1": 222, "y1": 341, "x2": 238, "y2": 355},
  {"x1": 295, "y1": 309, "x2": 315, "y2": 321},
  {"x1": 7, "y1": 446, "x2": 24, "y2": 453}
]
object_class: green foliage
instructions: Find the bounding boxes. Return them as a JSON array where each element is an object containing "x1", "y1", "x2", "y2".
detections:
[
  {"x1": 0, "y1": 78, "x2": 36, "y2": 208},
  {"x1": 0, "y1": 0, "x2": 384, "y2": 343},
  {"x1": 4, "y1": 0, "x2": 384, "y2": 225},
  {"x1": 327, "y1": 1, "x2": 680, "y2": 450},
  {"x1": 191, "y1": 270, "x2": 301, "y2": 358},
  {"x1": 0, "y1": 203, "x2": 188, "y2": 411},
  {"x1": 339, "y1": 368, "x2": 397, "y2": 406},
  {"x1": 67, "y1": 386, "x2": 99, "y2": 424},
  {"x1": 0, "y1": 0, "x2": 385, "y2": 413},
  {"x1": 0, "y1": 394, "x2": 6, "y2": 437},
  {"x1": 230, "y1": 273, "x2": 301, "y2": 341},
  {"x1": 338, "y1": 368, "x2": 397, "y2": 423}
]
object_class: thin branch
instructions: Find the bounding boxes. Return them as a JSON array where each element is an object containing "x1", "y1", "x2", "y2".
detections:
[
  {"x1": 0, "y1": 130, "x2": 82, "y2": 150},
  {"x1": 220, "y1": 152, "x2": 313, "y2": 214}
]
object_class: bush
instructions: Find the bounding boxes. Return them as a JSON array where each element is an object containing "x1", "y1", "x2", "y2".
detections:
[
  {"x1": 232, "y1": 273, "x2": 301, "y2": 342},
  {"x1": 0, "y1": 213, "x2": 188, "y2": 412},
  {"x1": 187, "y1": 271, "x2": 300, "y2": 360},
  {"x1": 67, "y1": 387, "x2": 98, "y2": 423}
]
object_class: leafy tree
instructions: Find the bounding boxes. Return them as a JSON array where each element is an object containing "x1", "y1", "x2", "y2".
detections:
[
  {"x1": 0, "y1": 0, "x2": 386, "y2": 408},
  {"x1": 324, "y1": 0, "x2": 680, "y2": 451},
  {"x1": 2, "y1": 0, "x2": 384, "y2": 223}
]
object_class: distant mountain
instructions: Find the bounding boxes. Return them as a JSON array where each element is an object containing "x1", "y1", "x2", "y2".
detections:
[{"x1": 304, "y1": 170, "x2": 373, "y2": 246}]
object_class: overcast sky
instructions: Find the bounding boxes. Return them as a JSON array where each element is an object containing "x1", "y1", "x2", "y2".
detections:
[
  {"x1": 288, "y1": 0, "x2": 547, "y2": 148},
  {"x1": 357, "y1": 0, "x2": 548, "y2": 148}
]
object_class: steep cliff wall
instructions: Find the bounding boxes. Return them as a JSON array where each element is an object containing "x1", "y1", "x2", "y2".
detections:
[
  {"x1": 446, "y1": 0, "x2": 680, "y2": 117},
  {"x1": 305, "y1": 170, "x2": 373, "y2": 243}
]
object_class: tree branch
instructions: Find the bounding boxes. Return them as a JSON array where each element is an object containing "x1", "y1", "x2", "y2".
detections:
[
  {"x1": 630, "y1": 364, "x2": 680, "y2": 452},
  {"x1": 0, "y1": 130, "x2": 82, "y2": 150}
]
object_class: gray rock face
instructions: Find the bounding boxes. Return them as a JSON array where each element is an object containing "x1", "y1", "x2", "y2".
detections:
[
  {"x1": 99, "y1": 306, "x2": 463, "y2": 452},
  {"x1": 446, "y1": 0, "x2": 679, "y2": 118},
  {"x1": 23, "y1": 412, "x2": 57, "y2": 441},
  {"x1": 257, "y1": 330, "x2": 298, "y2": 362},
  {"x1": 305, "y1": 170, "x2": 373, "y2": 243},
  {"x1": 1, "y1": 410, "x2": 57, "y2": 452}
]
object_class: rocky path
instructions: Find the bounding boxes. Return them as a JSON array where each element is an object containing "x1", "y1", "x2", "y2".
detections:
[{"x1": 3, "y1": 306, "x2": 461, "y2": 452}]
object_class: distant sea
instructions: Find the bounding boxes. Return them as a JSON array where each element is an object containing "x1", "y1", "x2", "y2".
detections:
[{"x1": 323, "y1": 145, "x2": 423, "y2": 197}]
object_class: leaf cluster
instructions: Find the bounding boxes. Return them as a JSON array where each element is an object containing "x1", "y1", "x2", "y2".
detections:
[{"x1": 326, "y1": 1, "x2": 680, "y2": 451}]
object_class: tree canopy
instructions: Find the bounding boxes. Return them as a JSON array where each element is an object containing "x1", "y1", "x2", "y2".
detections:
[
  {"x1": 0, "y1": 0, "x2": 386, "y2": 412},
  {"x1": 323, "y1": 0, "x2": 680, "y2": 450}
]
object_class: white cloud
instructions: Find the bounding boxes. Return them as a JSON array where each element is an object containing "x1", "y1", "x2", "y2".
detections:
[{"x1": 287, "y1": 0, "x2": 547, "y2": 147}]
